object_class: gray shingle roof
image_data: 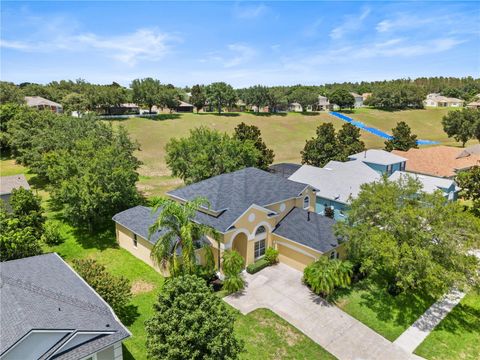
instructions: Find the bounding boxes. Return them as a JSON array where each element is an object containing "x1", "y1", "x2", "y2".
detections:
[
  {"x1": 349, "y1": 149, "x2": 407, "y2": 166},
  {"x1": 112, "y1": 205, "x2": 165, "y2": 244},
  {"x1": 273, "y1": 207, "x2": 341, "y2": 253},
  {"x1": 167, "y1": 167, "x2": 308, "y2": 232},
  {"x1": 0, "y1": 174, "x2": 30, "y2": 195},
  {"x1": 269, "y1": 163, "x2": 302, "y2": 179},
  {"x1": 0, "y1": 253, "x2": 130, "y2": 359}
]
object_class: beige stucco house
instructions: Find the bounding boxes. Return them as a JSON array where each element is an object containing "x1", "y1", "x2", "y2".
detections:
[
  {"x1": 424, "y1": 93, "x2": 464, "y2": 107},
  {"x1": 113, "y1": 167, "x2": 345, "y2": 274}
]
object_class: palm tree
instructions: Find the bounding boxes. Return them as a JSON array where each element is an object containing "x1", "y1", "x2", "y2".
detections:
[{"x1": 149, "y1": 197, "x2": 219, "y2": 276}]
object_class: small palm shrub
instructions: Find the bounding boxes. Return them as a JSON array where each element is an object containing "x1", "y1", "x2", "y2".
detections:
[
  {"x1": 264, "y1": 247, "x2": 279, "y2": 265},
  {"x1": 41, "y1": 221, "x2": 64, "y2": 245},
  {"x1": 303, "y1": 257, "x2": 353, "y2": 297},
  {"x1": 222, "y1": 250, "x2": 245, "y2": 294}
]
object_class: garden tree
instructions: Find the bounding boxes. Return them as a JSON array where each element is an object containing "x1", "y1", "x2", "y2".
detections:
[
  {"x1": 441, "y1": 87, "x2": 464, "y2": 99},
  {"x1": 41, "y1": 220, "x2": 64, "y2": 246},
  {"x1": 289, "y1": 87, "x2": 318, "y2": 112},
  {"x1": 166, "y1": 127, "x2": 261, "y2": 184},
  {"x1": 301, "y1": 123, "x2": 339, "y2": 167},
  {"x1": 244, "y1": 85, "x2": 269, "y2": 111},
  {"x1": 384, "y1": 121, "x2": 418, "y2": 151},
  {"x1": 45, "y1": 124, "x2": 141, "y2": 228},
  {"x1": 0, "y1": 81, "x2": 25, "y2": 104},
  {"x1": 365, "y1": 84, "x2": 425, "y2": 109},
  {"x1": 222, "y1": 250, "x2": 245, "y2": 294},
  {"x1": 206, "y1": 82, "x2": 237, "y2": 114},
  {"x1": 159, "y1": 86, "x2": 181, "y2": 112},
  {"x1": 9, "y1": 188, "x2": 45, "y2": 238},
  {"x1": 267, "y1": 87, "x2": 288, "y2": 112},
  {"x1": 73, "y1": 259, "x2": 132, "y2": 320},
  {"x1": 85, "y1": 84, "x2": 128, "y2": 114},
  {"x1": 0, "y1": 103, "x2": 25, "y2": 150},
  {"x1": 190, "y1": 84, "x2": 206, "y2": 113},
  {"x1": 456, "y1": 166, "x2": 480, "y2": 216},
  {"x1": 336, "y1": 123, "x2": 365, "y2": 161},
  {"x1": 146, "y1": 275, "x2": 244, "y2": 359},
  {"x1": 442, "y1": 108, "x2": 480, "y2": 146},
  {"x1": 233, "y1": 122, "x2": 274, "y2": 170},
  {"x1": 337, "y1": 177, "x2": 480, "y2": 297},
  {"x1": 328, "y1": 89, "x2": 355, "y2": 109},
  {"x1": 131, "y1": 78, "x2": 162, "y2": 113},
  {"x1": 149, "y1": 197, "x2": 219, "y2": 276},
  {"x1": 303, "y1": 257, "x2": 353, "y2": 297},
  {"x1": 0, "y1": 204, "x2": 43, "y2": 261},
  {"x1": 61, "y1": 92, "x2": 88, "y2": 116}
]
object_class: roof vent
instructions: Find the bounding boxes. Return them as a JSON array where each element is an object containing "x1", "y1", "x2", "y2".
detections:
[{"x1": 307, "y1": 211, "x2": 310, "y2": 221}]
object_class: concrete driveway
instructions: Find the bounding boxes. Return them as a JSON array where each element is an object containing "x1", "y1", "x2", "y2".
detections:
[{"x1": 224, "y1": 263, "x2": 420, "y2": 360}]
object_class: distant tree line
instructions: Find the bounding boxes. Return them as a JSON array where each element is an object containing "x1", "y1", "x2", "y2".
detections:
[{"x1": 1, "y1": 76, "x2": 479, "y2": 114}]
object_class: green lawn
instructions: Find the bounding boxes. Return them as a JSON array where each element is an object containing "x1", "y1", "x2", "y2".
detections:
[
  {"x1": 2, "y1": 156, "x2": 335, "y2": 360},
  {"x1": 111, "y1": 109, "x2": 476, "y2": 197},
  {"x1": 334, "y1": 280, "x2": 436, "y2": 341},
  {"x1": 414, "y1": 291, "x2": 480, "y2": 360}
]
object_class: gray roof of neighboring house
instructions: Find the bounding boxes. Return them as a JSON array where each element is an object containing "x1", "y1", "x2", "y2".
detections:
[
  {"x1": 273, "y1": 207, "x2": 341, "y2": 253},
  {"x1": 167, "y1": 167, "x2": 308, "y2": 232},
  {"x1": 388, "y1": 171, "x2": 459, "y2": 194},
  {"x1": 457, "y1": 144, "x2": 480, "y2": 158},
  {"x1": 288, "y1": 161, "x2": 381, "y2": 204},
  {"x1": 349, "y1": 149, "x2": 407, "y2": 166},
  {"x1": 24, "y1": 96, "x2": 62, "y2": 108},
  {"x1": 269, "y1": 163, "x2": 302, "y2": 179},
  {"x1": 0, "y1": 174, "x2": 30, "y2": 195},
  {"x1": 112, "y1": 205, "x2": 165, "y2": 244},
  {"x1": 0, "y1": 253, "x2": 130, "y2": 360}
]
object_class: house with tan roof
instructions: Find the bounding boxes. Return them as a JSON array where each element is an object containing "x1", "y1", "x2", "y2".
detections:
[
  {"x1": 24, "y1": 96, "x2": 63, "y2": 113},
  {"x1": 350, "y1": 92, "x2": 364, "y2": 108},
  {"x1": 392, "y1": 145, "x2": 480, "y2": 178},
  {"x1": 424, "y1": 93, "x2": 464, "y2": 108}
]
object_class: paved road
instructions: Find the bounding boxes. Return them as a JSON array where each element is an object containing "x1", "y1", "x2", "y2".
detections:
[{"x1": 224, "y1": 263, "x2": 420, "y2": 360}]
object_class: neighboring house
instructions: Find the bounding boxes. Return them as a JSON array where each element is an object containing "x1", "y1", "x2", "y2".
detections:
[
  {"x1": 350, "y1": 92, "x2": 363, "y2": 108},
  {"x1": 0, "y1": 253, "x2": 130, "y2": 360},
  {"x1": 348, "y1": 149, "x2": 407, "y2": 175},
  {"x1": 0, "y1": 174, "x2": 30, "y2": 210},
  {"x1": 318, "y1": 95, "x2": 332, "y2": 111},
  {"x1": 269, "y1": 163, "x2": 302, "y2": 179},
  {"x1": 113, "y1": 167, "x2": 344, "y2": 272},
  {"x1": 288, "y1": 160, "x2": 381, "y2": 220},
  {"x1": 362, "y1": 93, "x2": 372, "y2": 102},
  {"x1": 467, "y1": 101, "x2": 480, "y2": 109},
  {"x1": 392, "y1": 145, "x2": 480, "y2": 178},
  {"x1": 388, "y1": 171, "x2": 460, "y2": 201},
  {"x1": 288, "y1": 102, "x2": 304, "y2": 112},
  {"x1": 424, "y1": 93, "x2": 464, "y2": 107},
  {"x1": 24, "y1": 96, "x2": 63, "y2": 113},
  {"x1": 176, "y1": 101, "x2": 194, "y2": 112}
]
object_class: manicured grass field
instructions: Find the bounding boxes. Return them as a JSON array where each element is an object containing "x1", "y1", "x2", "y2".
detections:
[
  {"x1": 334, "y1": 280, "x2": 436, "y2": 341},
  {"x1": 111, "y1": 108, "x2": 472, "y2": 197},
  {"x1": 1, "y1": 157, "x2": 335, "y2": 360},
  {"x1": 414, "y1": 291, "x2": 480, "y2": 360}
]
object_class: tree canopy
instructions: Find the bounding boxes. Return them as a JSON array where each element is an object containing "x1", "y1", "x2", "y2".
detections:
[
  {"x1": 145, "y1": 274, "x2": 244, "y2": 360},
  {"x1": 337, "y1": 177, "x2": 480, "y2": 297},
  {"x1": 329, "y1": 89, "x2": 355, "y2": 109},
  {"x1": 288, "y1": 87, "x2": 318, "y2": 112},
  {"x1": 165, "y1": 127, "x2": 261, "y2": 184},
  {"x1": 442, "y1": 108, "x2": 480, "y2": 147},
  {"x1": 190, "y1": 84, "x2": 206, "y2": 113},
  {"x1": 384, "y1": 121, "x2": 418, "y2": 151},
  {"x1": 456, "y1": 166, "x2": 480, "y2": 217},
  {"x1": 364, "y1": 84, "x2": 425, "y2": 110},
  {"x1": 233, "y1": 122, "x2": 274, "y2": 170},
  {"x1": 301, "y1": 122, "x2": 365, "y2": 166},
  {"x1": 206, "y1": 82, "x2": 237, "y2": 114}
]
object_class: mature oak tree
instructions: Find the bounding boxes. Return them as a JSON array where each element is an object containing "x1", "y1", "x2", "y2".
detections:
[{"x1": 233, "y1": 122, "x2": 274, "y2": 170}]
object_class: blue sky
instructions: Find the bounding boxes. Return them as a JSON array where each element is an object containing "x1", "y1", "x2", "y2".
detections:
[{"x1": 1, "y1": 1, "x2": 479, "y2": 87}]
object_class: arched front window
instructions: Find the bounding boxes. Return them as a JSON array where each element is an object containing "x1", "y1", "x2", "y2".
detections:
[
  {"x1": 303, "y1": 196, "x2": 310, "y2": 209},
  {"x1": 255, "y1": 225, "x2": 266, "y2": 235}
]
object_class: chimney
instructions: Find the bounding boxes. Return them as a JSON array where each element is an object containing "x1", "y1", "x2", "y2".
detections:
[
  {"x1": 307, "y1": 211, "x2": 310, "y2": 221},
  {"x1": 364, "y1": 150, "x2": 367, "y2": 158}
]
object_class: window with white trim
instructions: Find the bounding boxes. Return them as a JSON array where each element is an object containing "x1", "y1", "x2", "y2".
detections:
[
  {"x1": 254, "y1": 239, "x2": 266, "y2": 259},
  {"x1": 133, "y1": 234, "x2": 138, "y2": 248},
  {"x1": 303, "y1": 196, "x2": 310, "y2": 209}
]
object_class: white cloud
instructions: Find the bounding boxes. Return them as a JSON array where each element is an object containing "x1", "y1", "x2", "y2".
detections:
[
  {"x1": 330, "y1": 8, "x2": 371, "y2": 39},
  {"x1": 234, "y1": 2, "x2": 268, "y2": 19}
]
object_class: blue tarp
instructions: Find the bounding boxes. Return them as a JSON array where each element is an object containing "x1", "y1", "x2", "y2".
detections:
[{"x1": 329, "y1": 112, "x2": 439, "y2": 146}]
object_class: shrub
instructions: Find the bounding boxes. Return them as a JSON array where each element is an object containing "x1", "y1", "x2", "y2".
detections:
[
  {"x1": 41, "y1": 221, "x2": 64, "y2": 245},
  {"x1": 145, "y1": 274, "x2": 244, "y2": 359},
  {"x1": 222, "y1": 250, "x2": 245, "y2": 294},
  {"x1": 246, "y1": 258, "x2": 269, "y2": 274},
  {"x1": 73, "y1": 258, "x2": 132, "y2": 319},
  {"x1": 303, "y1": 257, "x2": 353, "y2": 297},
  {"x1": 9, "y1": 187, "x2": 45, "y2": 238},
  {"x1": 264, "y1": 247, "x2": 279, "y2": 265}
]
